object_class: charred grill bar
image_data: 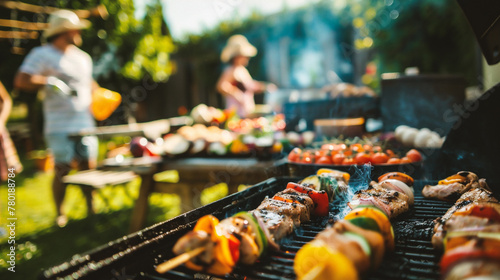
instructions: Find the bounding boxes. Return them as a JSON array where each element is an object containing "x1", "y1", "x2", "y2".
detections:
[{"x1": 39, "y1": 177, "x2": 453, "y2": 280}]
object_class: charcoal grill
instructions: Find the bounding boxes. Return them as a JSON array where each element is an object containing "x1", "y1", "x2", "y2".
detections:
[{"x1": 39, "y1": 177, "x2": 453, "y2": 280}]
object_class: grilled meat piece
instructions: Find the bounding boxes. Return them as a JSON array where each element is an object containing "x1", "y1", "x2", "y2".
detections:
[
  {"x1": 332, "y1": 219, "x2": 386, "y2": 270},
  {"x1": 435, "y1": 188, "x2": 498, "y2": 232},
  {"x1": 422, "y1": 182, "x2": 479, "y2": 202},
  {"x1": 442, "y1": 215, "x2": 493, "y2": 232},
  {"x1": 422, "y1": 171, "x2": 479, "y2": 202},
  {"x1": 257, "y1": 197, "x2": 310, "y2": 226},
  {"x1": 455, "y1": 185, "x2": 497, "y2": 204},
  {"x1": 479, "y1": 178, "x2": 492, "y2": 192},
  {"x1": 315, "y1": 225, "x2": 371, "y2": 273},
  {"x1": 238, "y1": 233, "x2": 260, "y2": 265},
  {"x1": 349, "y1": 184, "x2": 410, "y2": 219},
  {"x1": 423, "y1": 182, "x2": 474, "y2": 202},
  {"x1": 273, "y1": 188, "x2": 315, "y2": 213},
  {"x1": 432, "y1": 190, "x2": 500, "y2": 250},
  {"x1": 251, "y1": 209, "x2": 294, "y2": 242}
]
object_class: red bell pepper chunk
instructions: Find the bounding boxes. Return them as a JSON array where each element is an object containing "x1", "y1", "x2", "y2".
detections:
[
  {"x1": 453, "y1": 204, "x2": 500, "y2": 223},
  {"x1": 441, "y1": 247, "x2": 500, "y2": 274},
  {"x1": 286, "y1": 182, "x2": 329, "y2": 216},
  {"x1": 227, "y1": 234, "x2": 240, "y2": 263}
]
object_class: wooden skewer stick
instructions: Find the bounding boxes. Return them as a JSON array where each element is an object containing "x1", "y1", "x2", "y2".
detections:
[{"x1": 155, "y1": 247, "x2": 206, "y2": 274}]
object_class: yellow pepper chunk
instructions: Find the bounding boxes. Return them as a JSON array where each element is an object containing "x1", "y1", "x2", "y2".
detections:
[{"x1": 294, "y1": 240, "x2": 358, "y2": 280}]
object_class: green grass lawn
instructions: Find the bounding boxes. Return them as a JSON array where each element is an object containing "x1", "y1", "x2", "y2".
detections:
[{"x1": 0, "y1": 155, "x2": 228, "y2": 280}]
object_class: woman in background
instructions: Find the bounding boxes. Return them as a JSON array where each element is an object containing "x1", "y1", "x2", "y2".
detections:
[{"x1": 217, "y1": 35, "x2": 276, "y2": 118}]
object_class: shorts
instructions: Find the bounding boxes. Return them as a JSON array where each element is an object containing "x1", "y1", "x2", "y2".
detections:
[{"x1": 45, "y1": 134, "x2": 98, "y2": 164}]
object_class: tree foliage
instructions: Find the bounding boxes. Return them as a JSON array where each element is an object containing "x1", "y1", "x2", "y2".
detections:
[
  {"x1": 122, "y1": 0, "x2": 176, "y2": 82},
  {"x1": 173, "y1": 0, "x2": 479, "y2": 95},
  {"x1": 341, "y1": 0, "x2": 479, "y2": 86},
  {"x1": 0, "y1": 0, "x2": 175, "y2": 91}
]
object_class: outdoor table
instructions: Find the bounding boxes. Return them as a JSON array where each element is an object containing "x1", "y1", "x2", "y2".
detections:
[
  {"x1": 68, "y1": 119, "x2": 284, "y2": 233},
  {"x1": 160, "y1": 157, "x2": 283, "y2": 204},
  {"x1": 101, "y1": 156, "x2": 162, "y2": 233}
]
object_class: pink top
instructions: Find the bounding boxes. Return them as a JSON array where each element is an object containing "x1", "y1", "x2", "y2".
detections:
[{"x1": 225, "y1": 80, "x2": 256, "y2": 118}]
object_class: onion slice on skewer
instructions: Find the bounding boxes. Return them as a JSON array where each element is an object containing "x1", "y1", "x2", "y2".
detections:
[
  {"x1": 348, "y1": 197, "x2": 392, "y2": 218},
  {"x1": 252, "y1": 211, "x2": 280, "y2": 250},
  {"x1": 379, "y1": 179, "x2": 414, "y2": 205}
]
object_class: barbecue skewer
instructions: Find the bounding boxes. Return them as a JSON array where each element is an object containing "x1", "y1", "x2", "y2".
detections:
[
  {"x1": 424, "y1": 173, "x2": 500, "y2": 279},
  {"x1": 155, "y1": 247, "x2": 206, "y2": 274},
  {"x1": 158, "y1": 169, "x2": 350, "y2": 276},
  {"x1": 294, "y1": 172, "x2": 415, "y2": 279}
]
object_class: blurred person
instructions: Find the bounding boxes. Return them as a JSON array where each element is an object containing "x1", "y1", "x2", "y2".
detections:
[
  {"x1": 14, "y1": 10, "x2": 98, "y2": 227},
  {"x1": 0, "y1": 81, "x2": 23, "y2": 181},
  {"x1": 217, "y1": 34, "x2": 276, "y2": 118}
]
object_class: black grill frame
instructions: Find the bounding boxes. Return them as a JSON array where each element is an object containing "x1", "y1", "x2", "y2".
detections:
[{"x1": 39, "y1": 178, "x2": 453, "y2": 280}]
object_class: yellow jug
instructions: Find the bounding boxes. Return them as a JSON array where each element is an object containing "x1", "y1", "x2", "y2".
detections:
[{"x1": 91, "y1": 88, "x2": 122, "y2": 121}]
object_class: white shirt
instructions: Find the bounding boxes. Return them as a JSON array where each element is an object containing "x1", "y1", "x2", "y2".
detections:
[{"x1": 19, "y1": 44, "x2": 95, "y2": 134}]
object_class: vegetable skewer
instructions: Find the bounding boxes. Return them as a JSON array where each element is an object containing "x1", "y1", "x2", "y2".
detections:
[
  {"x1": 294, "y1": 171, "x2": 415, "y2": 280},
  {"x1": 157, "y1": 169, "x2": 350, "y2": 275},
  {"x1": 426, "y1": 172, "x2": 500, "y2": 279}
]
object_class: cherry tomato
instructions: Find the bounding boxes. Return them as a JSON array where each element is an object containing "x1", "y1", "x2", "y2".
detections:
[
  {"x1": 372, "y1": 146, "x2": 383, "y2": 153},
  {"x1": 316, "y1": 155, "x2": 333, "y2": 165},
  {"x1": 316, "y1": 149, "x2": 332, "y2": 158},
  {"x1": 288, "y1": 147, "x2": 302, "y2": 162},
  {"x1": 386, "y1": 158, "x2": 401, "y2": 164},
  {"x1": 354, "y1": 152, "x2": 371, "y2": 165},
  {"x1": 314, "y1": 150, "x2": 323, "y2": 158},
  {"x1": 350, "y1": 143, "x2": 364, "y2": 153},
  {"x1": 370, "y1": 152, "x2": 389, "y2": 164},
  {"x1": 343, "y1": 149, "x2": 353, "y2": 157},
  {"x1": 301, "y1": 151, "x2": 316, "y2": 164},
  {"x1": 321, "y1": 143, "x2": 335, "y2": 150},
  {"x1": 332, "y1": 153, "x2": 345, "y2": 165},
  {"x1": 342, "y1": 158, "x2": 356, "y2": 165},
  {"x1": 329, "y1": 149, "x2": 338, "y2": 157},
  {"x1": 406, "y1": 149, "x2": 422, "y2": 162},
  {"x1": 385, "y1": 149, "x2": 396, "y2": 158},
  {"x1": 399, "y1": 157, "x2": 411, "y2": 164},
  {"x1": 363, "y1": 144, "x2": 373, "y2": 153}
]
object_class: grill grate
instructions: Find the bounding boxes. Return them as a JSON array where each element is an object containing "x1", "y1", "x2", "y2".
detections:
[
  {"x1": 40, "y1": 178, "x2": 453, "y2": 280},
  {"x1": 139, "y1": 180, "x2": 452, "y2": 280}
]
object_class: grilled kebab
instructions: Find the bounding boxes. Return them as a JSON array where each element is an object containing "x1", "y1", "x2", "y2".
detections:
[
  {"x1": 169, "y1": 169, "x2": 348, "y2": 276},
  {"x1": 294, "y1": 172, "x2": 415, "y2": 280},
  {"x1": 429, "y1": 172, "x2": 500, "y2": 280}
]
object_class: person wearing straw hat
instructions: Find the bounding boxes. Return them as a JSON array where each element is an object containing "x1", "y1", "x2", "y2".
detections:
[
  {"x1": 217, "y1": 34, "x2": 276, "y2": 118},
  {"x1": 14, "y1": 10, "x2": 99, "y2": 227}
]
